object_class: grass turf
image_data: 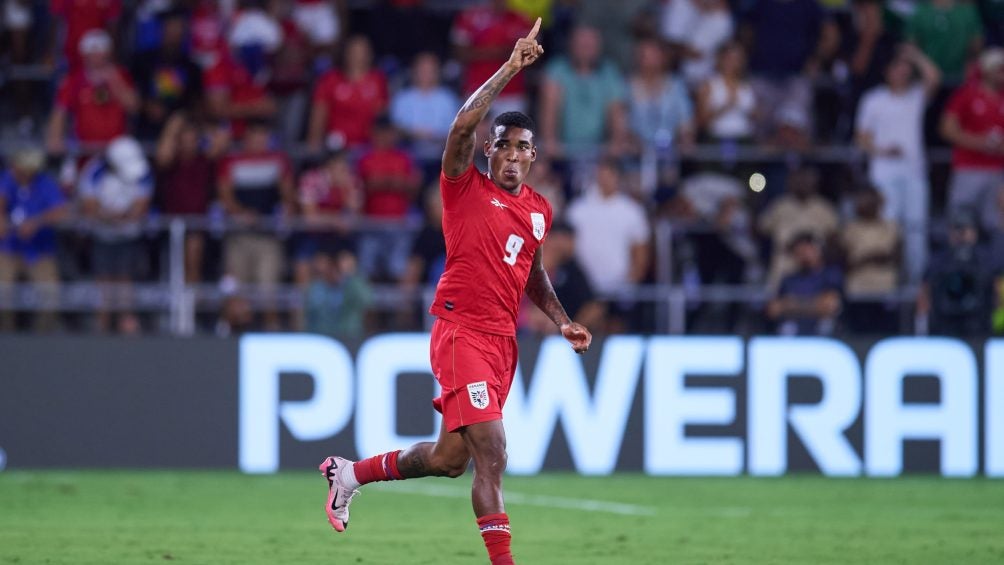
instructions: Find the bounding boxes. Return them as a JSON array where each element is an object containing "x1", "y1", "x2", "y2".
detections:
[{"x1": 1, "y1": 471, "x2": 1002, "y2": 564}]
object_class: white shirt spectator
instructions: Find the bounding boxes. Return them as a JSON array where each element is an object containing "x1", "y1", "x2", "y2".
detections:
[
  {"x1": 855, "y1": 84, "x2": 927, "y2": 174},
  {"x1": 293, "y1": 0, "x2": 340, "y2": 46},
  {"x1": 390, "y1": 86, "x2": 459, "y2": 161},
  {"x1": 661, "y1": 0, "x2": 734, "y2": 86},
  {"x1": 78, "y1": 150, "x2": 153, "y2": 242},
  {"x1": 229, "y1": 8, "x2": 282, "y2": 53},
  {"x1": 706, "y1": 74, "x2": 756, "y2": 139},
  {"x1": 567, "y1": 189, "x2": 650, "y2": 294}
]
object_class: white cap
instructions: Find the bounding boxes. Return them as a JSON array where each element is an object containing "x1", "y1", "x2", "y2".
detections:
[
  {"x1": 107, "y1": 136, "x2": 150, "y2": 182},
  {"x1": 980, "y1": 48, "x2": 1004, "y2": 74},
  {"x1": 79, "y1": 29, "x2": 112, "y2": 55}
]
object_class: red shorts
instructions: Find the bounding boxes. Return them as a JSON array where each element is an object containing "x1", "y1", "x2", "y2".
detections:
[{"x1": 430, "y1": 317, "x2": 518, "y2": 432}]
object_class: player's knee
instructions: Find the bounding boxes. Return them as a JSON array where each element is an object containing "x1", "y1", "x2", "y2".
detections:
[
  {"x1": 430, "y1": 454, "x2": 470, "y2": 478},
  {"x1": 443, "y1": 460, "x2": 469, "y2": 478},
  {"x1": 473, "y1": 443, "x2": 507, "y2": 475}
]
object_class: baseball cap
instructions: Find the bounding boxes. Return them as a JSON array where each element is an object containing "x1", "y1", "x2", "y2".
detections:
[
  {"x1": 980, "y1": 48, "x2": 1004, "y2": 75},
  {"x1": 79, "y1": 29, "x2": 113, "y2": 55},
  {"x1": 107, "y1": 137, "x2": 150, "y2": 182},
  {"x1": 11, "y1": 146, "x2": 45, "y2": 174}
]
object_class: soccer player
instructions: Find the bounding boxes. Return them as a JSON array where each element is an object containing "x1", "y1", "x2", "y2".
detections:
[{"x1": 318, "y1": 18, "x2": 592, "y2": 565}]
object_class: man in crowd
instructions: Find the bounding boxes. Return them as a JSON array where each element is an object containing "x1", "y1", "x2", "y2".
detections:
[{"x1": 0, "y1": 147, "x2": 68, "y2": 332}]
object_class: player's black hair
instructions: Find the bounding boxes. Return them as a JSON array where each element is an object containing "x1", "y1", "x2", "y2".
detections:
[{"x1": 490, "y1": 112, "x2": 537, "y2": 141}]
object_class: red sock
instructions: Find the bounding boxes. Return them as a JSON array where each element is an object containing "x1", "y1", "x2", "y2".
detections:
[
  {"x1": 352, "y1": 450, "x2": 404, "y2": 485},
  {"x1": 477, "y1": 513, "x2": 514, "y2": 565}
]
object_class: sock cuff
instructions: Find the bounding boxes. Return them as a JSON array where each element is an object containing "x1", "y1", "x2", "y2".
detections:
[
  {"x1": 477, "y1": 513, "x2": 511, "y2": 533},
  {"x1": 385, "y1": 450, "x2": 404, "y2": 480}
]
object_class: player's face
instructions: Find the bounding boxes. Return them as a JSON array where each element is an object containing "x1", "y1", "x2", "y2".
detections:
[{"x1": 485, "y1": 126, "x2": 536, "y2": 192}]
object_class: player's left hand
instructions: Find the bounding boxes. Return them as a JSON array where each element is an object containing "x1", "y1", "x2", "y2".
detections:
[{"x1": 560, "y1": 322, "x2": 592, "y2": 354}]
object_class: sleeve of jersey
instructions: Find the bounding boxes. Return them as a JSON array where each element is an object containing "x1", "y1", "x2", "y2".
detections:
[{"x1": 440, "y1": 163, "x2": 478, "y2": 204}]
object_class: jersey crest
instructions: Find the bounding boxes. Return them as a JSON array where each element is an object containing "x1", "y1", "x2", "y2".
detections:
[
  {"x1": 531, "y1": 212, "x2": 545, "y2": 241},
  {"x1": 467, "y1": 381, "x2": 489, "y2": 410}
]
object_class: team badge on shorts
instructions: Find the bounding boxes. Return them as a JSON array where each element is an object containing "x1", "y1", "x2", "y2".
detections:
[
  {"x1": 530, "y1": 212, "x2": 545, "y2": 241},
  {"x1": 467, "y1": 381, "x2": 490, "y2": 410}
]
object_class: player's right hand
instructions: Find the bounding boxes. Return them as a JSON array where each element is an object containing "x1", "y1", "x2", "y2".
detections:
[{"x1": 507, "y1": 18, "x2": 544, "y2": 71}]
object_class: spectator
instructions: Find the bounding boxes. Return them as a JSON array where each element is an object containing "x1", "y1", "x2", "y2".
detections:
[
  {"x1": 660, "y1": 0, "x2": 734, "y2": 88},
  {"x1": 5, "y1": 0, "x2": 39, "y2": 126},
  {"x1": 78, "y1": 136, "x2": 153, "y2": 334},
  {"x1": 767, "y1": 232, "x2": 843, "y2": 336},
  {"x1": 676, "y1": 172, "x2": 759, "y2": 332},
  {"x1": 740, "y1": 0, "x2": 839, "y2": 146},
  {"x1": 291, "y1": 0, "x2": 345, "y2": 53},
  {"x1": 520, "y1": 222, "x2": 605, "y2": 334},
  {"x1": 679, "y1": 171, "x2": 758, "y2": 285},
  {"x1": 191, "y1": 0, "x2": 230, "y2": 69},
  {"x1": 355, "y1": 118, "x2": 421, "y2": 281},
  {"x1": 906, "y1": 0, "x2": 983, "y2": 83},
  {"x1": 228, "y1": 0, "x2": 284, "y2": 80},
  {"x1": 294, "y1": 150, "x2": 362, "y2": 287},
  {"x1": 627, "y1": 37, "x2": 695, "y2": 153},
  {"x1": 397, "y1": 187, "x2": 445, "y2": 329},
  {"x1": 696, "y1": 41, "x2": 757, "y2": 142},
  {"x1": 758, "y1": 166, "x2": 840, "y2": 288},
  {"x1": 0, "y1": 147, "x2": 69, "y2": 332},
  {"x1": 307, "y1": 35, "x2": 388, "y2": 151},
  {"x1": 216, "y1": 291, "x2": 257, "y2": 336},
  {"x1": 847, "y1": 0, "x2": 901, "y2": 99},
  {"x1": 855, "y1": 44, "x2": 941, "y2": 282},
  {"x1": 155, "y1": 113, "x2": 231, "y2": 283},
  {"x1": 268, "y1": 0, "x2": 314, "y2": 144},
  {"x1": 917, "y1": 209, "x2": 1001, "y2": 335},
  {"x1": 46, "y1": 29, "x2": 140, "y2": 155},
  {"x1": 566, "y1": 158, "x2": 650, "y2": 330},
  {"x1": 524, "y1": 155, "x2": 566, "y2": 219},
  {"x1": 132, "y1": 9, "x2": 205, "y2": 140},
  {"x1": 51, "y1": 0, "x2": 121, "y2": 70},
  {"x1": 217, "y1": 120, "x2": 295, "y2": 330},
  {"x1": 303, "y1": 249, "x2": 372, "y2": 338},
  {"x1": 390, "y1": 52, "x2": 461, "y2": 181},
  {"x1": 841, "y1": 187, "x2": 901, "y2": 334},
  {"x1": 575, "y1": 0, "x2": 654, "y2": 72},
  {"x1": 451, "y1": 0, "x2": 532, "y2": 114},
  {"x1": 539, "y1": 26, "x2": 629, "y2": 157},
  {"x1": 940, "y1": 48, "x2": 1004, "y2": 232},
  {"x1": 203, "y1": 45, "x2": 277, "y2": 138},
  {"x1": 400, "y1": 187, "x2": 446, "y2": 292}
]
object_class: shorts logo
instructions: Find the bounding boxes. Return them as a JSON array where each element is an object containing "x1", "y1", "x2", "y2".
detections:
[
  {"x1": 467, "y1": 381, "x2": 489, "y2": 410},
  {"x1": 530, "y1": 212, "x2": 545, "y2": 241}
]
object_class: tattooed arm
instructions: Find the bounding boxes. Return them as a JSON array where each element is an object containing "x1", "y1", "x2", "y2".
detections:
[
  {"x1": 526, "y1": 247, "x2": 592, "y2": 353},
  {"x1": 441, "y1": 18, "x2": 544, "y2": 178}
]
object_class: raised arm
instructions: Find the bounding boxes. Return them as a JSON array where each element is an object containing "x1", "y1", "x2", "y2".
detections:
[
  {"x1": 442, "y1": 18, "x2": 544, "y2": 177},
  {"x1": 526, "y1": 246, "x2": 592, "y2": 353}
]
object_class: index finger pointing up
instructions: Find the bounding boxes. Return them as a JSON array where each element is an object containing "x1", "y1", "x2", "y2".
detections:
[{"x1": 525, "y1": 17, "x2": 541, "y2": 41}]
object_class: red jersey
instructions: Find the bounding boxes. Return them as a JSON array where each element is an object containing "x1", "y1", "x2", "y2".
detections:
[
  {"x1": 358, "y1": 148, "x2": 417, "y2": 218},
  {"x1": 52, "y1": 0, "x2": 121, "y2": 69},
  {"x1": 311, "y1": 69, "x2": 389, "y2": 147},
  {"x1": 204, "y1": 57, "x2": 270, "y2": 137},
  {"x1": 55, "y1": 66, "x2": 134, "y2": 144},
  {"x1": 945, "y1": 81, "x2": 1004, "y2": 170},
  {"x1": 430, "y1": 164, "x2": 553, "y2": 336},
  {"x1": 452, "y1": 7, "x2": 530, "y2": 96}
]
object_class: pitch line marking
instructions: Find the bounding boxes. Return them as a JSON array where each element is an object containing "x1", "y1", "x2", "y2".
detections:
[{"x1": 371, "y1": 482, "x2": 658, "y2": 516}]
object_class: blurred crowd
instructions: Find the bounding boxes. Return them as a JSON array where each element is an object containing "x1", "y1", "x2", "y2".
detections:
[{"x1": 2, "y1": 0, "x2": 1004, "y2": 337}]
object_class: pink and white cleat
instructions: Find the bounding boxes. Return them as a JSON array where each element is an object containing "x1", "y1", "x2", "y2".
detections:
[{"x1": 318, "y1": 456, "x2": 359, "y2": 532}]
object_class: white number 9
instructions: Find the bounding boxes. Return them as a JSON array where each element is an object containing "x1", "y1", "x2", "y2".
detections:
[{"x1": 502, "y1": 233, "x2": 525, "y2": 266}]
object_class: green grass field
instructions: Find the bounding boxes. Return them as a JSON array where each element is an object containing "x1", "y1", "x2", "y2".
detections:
[{"x1": 1, "y1": 471, "x2": 1002, "y2": 564}]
